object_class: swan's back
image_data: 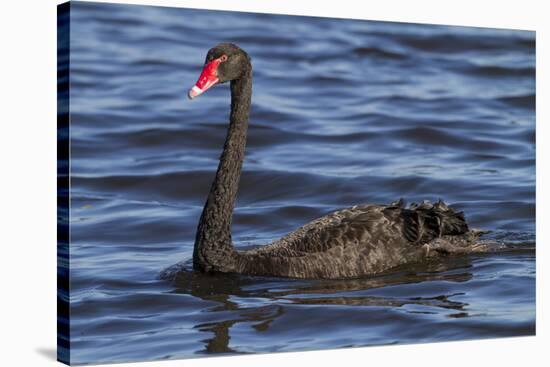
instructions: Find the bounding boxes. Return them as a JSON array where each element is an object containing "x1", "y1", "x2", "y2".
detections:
[{"x1": 234, "y1": 200, "x2": 480, "y2": 279}]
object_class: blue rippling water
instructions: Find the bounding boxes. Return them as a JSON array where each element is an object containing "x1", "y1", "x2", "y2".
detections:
[{"x1": 65, "y1": 1, "x2": 535, "y2": 364}]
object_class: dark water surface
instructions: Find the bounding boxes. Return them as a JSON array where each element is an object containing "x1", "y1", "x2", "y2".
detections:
[{"x1": 67, "y1": 2, "x2": 536, "y2": 364}]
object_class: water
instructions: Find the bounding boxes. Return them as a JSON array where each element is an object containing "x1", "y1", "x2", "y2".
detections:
[{"x1": 65, "y1": 1, "x2": 535, "y2": 364}]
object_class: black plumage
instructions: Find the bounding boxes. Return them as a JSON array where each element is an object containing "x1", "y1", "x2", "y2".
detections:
[{"x1": 187, "y1": 43, "x2": 487, "y2": 279}]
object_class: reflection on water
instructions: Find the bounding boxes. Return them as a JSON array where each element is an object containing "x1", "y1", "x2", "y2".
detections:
[
  {"x1": 165, "y1": 252, "x2": 532, "y2": 354},
  {"x1": 65, "y1": 1, "x2": 535, "y2": 365}
]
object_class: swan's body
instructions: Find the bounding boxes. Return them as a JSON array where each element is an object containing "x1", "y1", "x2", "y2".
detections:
[{"x1": 186, "y1": 43, "x2": 486, "y2": 280}]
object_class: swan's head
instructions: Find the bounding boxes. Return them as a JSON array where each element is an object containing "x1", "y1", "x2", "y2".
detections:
[{"x1": 188, "y1": 43, "x2": 251, "y2": 99}]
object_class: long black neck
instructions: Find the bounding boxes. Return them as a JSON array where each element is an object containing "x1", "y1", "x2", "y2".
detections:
[{"x1": 193, "y1": 69, "x2": 252, "y2": 272}]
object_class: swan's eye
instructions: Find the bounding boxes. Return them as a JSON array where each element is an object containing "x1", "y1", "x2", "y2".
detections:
[{"x1": 219, "y1": 54, "x2": 228, "y2": 62}]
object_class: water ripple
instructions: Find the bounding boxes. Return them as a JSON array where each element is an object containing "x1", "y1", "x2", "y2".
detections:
[{"x1": 66, "y1": 2, "x2": 535, "y2": 364}]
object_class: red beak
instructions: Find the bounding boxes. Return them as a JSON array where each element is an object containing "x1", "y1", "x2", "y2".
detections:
[{"x1": 188, "y1": 57, "x2": 224, "y2": 99}]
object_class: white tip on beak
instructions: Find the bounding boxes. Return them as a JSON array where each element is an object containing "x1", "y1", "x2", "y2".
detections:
[{"x1": 188, "y1": 85, "x2": 203, "y2": 100}]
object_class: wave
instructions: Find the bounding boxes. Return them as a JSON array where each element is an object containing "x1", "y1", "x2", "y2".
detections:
[
  {"x1": 353, "y1": 46, "x2": 407, "y2": 60},
  {"x1": 379, "y1": 32, "x2": 534, "y2": 53},
  {"x1": 497, "y1": 94, "x2": 535, "y2": 109},
  {"x1": 453, "y1": 65, "x2": 535, "y2": 78}
]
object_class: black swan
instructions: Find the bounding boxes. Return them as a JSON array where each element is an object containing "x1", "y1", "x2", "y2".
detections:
[{"x1": 185, "y1": 43, "x2": 488, "y2": 279}]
